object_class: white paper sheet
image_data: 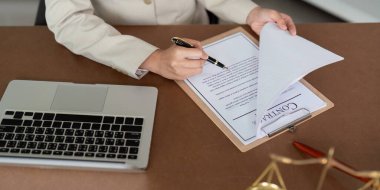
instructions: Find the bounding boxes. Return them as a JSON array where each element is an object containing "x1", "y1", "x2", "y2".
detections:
[
  {"x1": 184, "y1": 31, "x2": 333, "y2": 144},
  {"x1": 256, "y1": 23, "x2": 344, "y2": 136}
]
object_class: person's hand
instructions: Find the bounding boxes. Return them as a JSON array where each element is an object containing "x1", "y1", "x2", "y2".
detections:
[
  {"x1": 140, "y1": 38, "x2": 208, "y2": 80},
  {"x1": 246, "y1": 7, "x2": 296, "y2": 36}
]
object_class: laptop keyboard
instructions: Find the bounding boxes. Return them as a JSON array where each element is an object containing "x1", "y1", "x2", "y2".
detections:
[{"x1": 0, "y1": 111, "x2": 143, "y2": 162}]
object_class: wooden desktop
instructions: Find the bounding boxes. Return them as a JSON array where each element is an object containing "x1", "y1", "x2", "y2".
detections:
[{"x1": 0, "y1": 24, "x2": 379, "y2": 190}]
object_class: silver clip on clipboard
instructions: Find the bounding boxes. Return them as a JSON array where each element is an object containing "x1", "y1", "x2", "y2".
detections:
[{"x1": 261, "y1": 108, "x2": 312, "y2": 137}]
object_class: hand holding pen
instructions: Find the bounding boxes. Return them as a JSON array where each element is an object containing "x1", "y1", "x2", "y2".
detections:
[
  {"x1": 140, "y1": 38, "x2": 208, "y2": 80},
  {"x1": 171, "y1": 37, "x2": 228, "y2": 70}
]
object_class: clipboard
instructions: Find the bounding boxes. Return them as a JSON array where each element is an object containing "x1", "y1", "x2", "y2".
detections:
[{"x1": 176, "y1": 27, "x2": 334, "y2": 152}]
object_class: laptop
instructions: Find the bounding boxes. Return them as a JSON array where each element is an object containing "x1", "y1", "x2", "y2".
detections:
[{"x1": 0, "y1": 80, "x2": 157, "y2": 171}]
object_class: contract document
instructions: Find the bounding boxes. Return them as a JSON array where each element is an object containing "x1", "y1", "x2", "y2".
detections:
[{"x1": 177, "y1": 23, "x2": 343, "y2": 151}]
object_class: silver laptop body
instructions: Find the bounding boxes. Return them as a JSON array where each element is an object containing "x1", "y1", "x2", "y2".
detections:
[{"x1": 0, "y1": 80, "x2": 157, "y2": 171}]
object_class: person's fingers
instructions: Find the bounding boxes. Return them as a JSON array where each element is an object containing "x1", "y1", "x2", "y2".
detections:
[
  {"x1": 180, "y1": 38, "x2": 209, "y2": 59},
  {"x1": 180, "y1": 59, "x2": 205, "y2": 69},
  {"x1": 281, "y1": 13, "x2": 297, "y2": 35},
  {"x1": 175, "y1": 46, "x2": 207, "y2": 60},
  {"x1": 269, "y1": 10, "x2": 287, "y2": 30}
]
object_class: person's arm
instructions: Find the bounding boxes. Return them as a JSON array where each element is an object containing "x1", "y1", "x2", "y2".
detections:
[
  {"x1": 46, "y1": 0, "x2": 207, "y2": 80},
  {"x1": 45, "y1": 0, "x2": 158, "y2": 79}
]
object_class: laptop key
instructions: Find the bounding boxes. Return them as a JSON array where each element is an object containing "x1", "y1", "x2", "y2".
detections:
[
  {"x1": 47, "y1": 143, "x2": 57, "y2": 150},
  {"x1": 6, "y1": 141, "x2": 17, "y2": 148},
  {"x1": 5, "y1": 111, "x2": 14, "y2": 116},
  {"x1": 24, "y1": 112, "x2": 33, "y2": 116},
  {"x1": 45, "y1": 135, "x2": 55, "y2": 142},
  {"x1": 37, "y1": 142, "x2": 47, "y2": 149},
  {"x1": 2, "y1": 119, "x2": 23, "y2": 126},
  {"x1": 128, "y1": 155, "x2": 138, "y2": 160},
  {"x1": 119, "y1": 147, "x2": 128, "y2": 154},
  {"x1": 115, "y1": 139, "x2": 125, "y2": 146},
  {"x1": 117, "y1": 154, "x2": 127, "y2": 159},
  {"x1": 98, "y1": 146, "x2": 107, "y2": 153},
  {"x1": 64, "y1": 151, "x2": 73, "y2": 156},
  {"x1": 53, "y1": 151, "x2": 63, "y2": 155},
  {"x1": 52, "y1": 121, "x2": 62, "y2": 128},
  {"x1": 82, "y1": 123, "x2": 91, "y2": 129},
  {"x1": 42, "y1": 121, "x2": 52, "y2": 127},
  {"x1": 15, "y1": 134, "x2": 25, "y2": 140},
  {"x1": 10, "y1": 148, "x2": 20, "y2": 153},
  {"x1": 14, "y1": 112, "x2": 24, "y2": 119},
  {"x1": 121, "y1": 125, "x2": 142, "y2": 132},
  {"x1": 78, "y1": 145, "x2": 87, "y2": 151},
  {"x1": 75, "y1": 137, "x2": 85, "y2": 144},
  {"x1": 15, "y1": 126, "x2": 25, "y2": 133},
  {"x1": 0, "y1": 125, "x2": 16, "y2": 132},
  {"x1": 72, "y1": 122, "x2": 81, "y2": 129},
  {"x1": 115, "y1": 117, "x2": 124, "y2": 124},
  {"x1": 55, "y1": 136, "x2": 65, "y2": 143},
  {"x1": 105, "y1": 131, "x2": 114, "y2": 138},
  {"x1": 25, "y1": 127, "x2": 35, "y2": 134},
  {"x1": 62, "y1": 122, "x2": 71, "y2": 129},
  {"x1": 96, "y1": 153, "x2": 105, "y2": 158},
  {"x1": 129, "y1": 147, "x2": 139, "y2": 154},
  {"x1": 25, "y1": 134, "x2": 35, "y2": 141},
  {"x1": 0, "y1": 148, "x2": 10, "y2": 153},
  {"x1": 16, "y1": 141, "x2": 27, "y2": 148},
  {"x1": 5, "y1": 133, "x2": 15, "y2": 140},
  {"x1": 85, "y1": 153, "x2": 94, "y2": 157},
  {"x1": 57, "y1": 143, "x2": 68, "y2": 151},
  {"x1": 74, "y1": 152, "x2": 84, "y2": 157},
  {"x1": 106, "y1": 154, "x2": 116, "y2": 158},
  {"x1": 33, "y1": 113, "x2": 43, "y2": 120},
  {"x1": 85, "y1": 138, "x2": 94, "y2": 144},
  {"x1": 22, "y1": 120, "x2": 33, "y2": 126},
  {"x1": 68, "y1": 144, "x2": 77, "y2": 151},
  {"x1": 111, "y1": 125, "x2": 120, "y2": 131},
  {"x1": 0, "y1": 140, "x2": 6, "y2": 147},
  {"x1": 45, "y1": 128, "x2": 55, "y2": 135},
  {"x1": 103, "y1": 116, "x2": 115, "y2": 124},
  {"x1": 125, "y1": 132, "x2": 141, "y2": 139},
  {"x1": 125, "y1": 140, "x2": 140, "y2": 147},
  {"x1": 32, "y1": 120, "x2": 43, "y2": 127},
  {"x1": 124, "y1": 117, "x2": 134, "y2": 124},
  {"x1": 27, "y1": 142, "x2": 37, "y2": 149},
  {"x1": 42, "y1": 150, "x2": 52, "y2": 155},
  {"x1": 42, "y1": 113, "x2": 55, "y2": 120},
  {"x1": 32, "y1": 150, "x2": 42, "y2": 154},
  {"x1": 134, "y1": 118, "x2": 144, "y2": 125},
  {"x1": 101, "y1": 124, "x2": 110, "y2": 130},
  {"x1": 114, "y1": 132, "x2": 124, "y2": 138},
  {"x1": 109, "y1": 146, "x2": 118, "y2": 153},
  {"x1": 21, "y1": 149, "x2": 31, "y2": 154}
]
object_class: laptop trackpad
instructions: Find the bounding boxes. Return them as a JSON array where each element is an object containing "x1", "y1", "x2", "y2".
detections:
[{"x1": 51, "y1": 85, "x2": 108, "y2": 112}]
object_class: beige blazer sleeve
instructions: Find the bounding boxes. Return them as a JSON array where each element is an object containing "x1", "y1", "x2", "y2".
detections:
[
  {"x1": 45, "y1": 0, "x2": 158, "y2": 79},
  {"x1": 199, "y1": 0, "x2": 258, "y2": 24}
]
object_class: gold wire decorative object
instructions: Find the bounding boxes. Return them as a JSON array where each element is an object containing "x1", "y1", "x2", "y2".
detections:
[
  {"x1": 248, "y1": 148, "x2": 380, "y2": 190},
  {"x1": 247, "y1": 161, "x2": 286, "y2": 190}
]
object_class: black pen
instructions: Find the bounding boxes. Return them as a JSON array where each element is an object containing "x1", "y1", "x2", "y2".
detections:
[{"x1": 171, "y1": 37, "x2": 228, "y2": 70}]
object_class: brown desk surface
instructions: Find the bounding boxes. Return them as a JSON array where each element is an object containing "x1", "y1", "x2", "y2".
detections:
[{"x1": 0, "y1": 24, "x2": 379, "y2": 190}]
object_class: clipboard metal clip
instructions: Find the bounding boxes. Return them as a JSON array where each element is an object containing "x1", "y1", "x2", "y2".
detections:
[{"x1": 261, "y1": 108, "x2": 311, "y2": 138}]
